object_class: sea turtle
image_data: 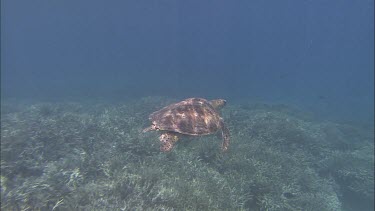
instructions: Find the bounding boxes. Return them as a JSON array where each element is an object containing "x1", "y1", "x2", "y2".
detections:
[{"x1": 143, "y1": 98, "x2": 230, "y2": 152}]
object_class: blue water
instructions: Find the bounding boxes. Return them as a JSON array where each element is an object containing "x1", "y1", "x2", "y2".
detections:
[{"x1": 2, "y1": 0, "x2": 373, "y2": 125}]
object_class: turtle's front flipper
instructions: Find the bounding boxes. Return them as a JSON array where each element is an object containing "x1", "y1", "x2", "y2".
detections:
[
  {"x1": 159, "y1": 132, "x2": 179, "y2": 152},
  {"x1": 220, "y1": 120, "x2": 230, "y2": 152}
]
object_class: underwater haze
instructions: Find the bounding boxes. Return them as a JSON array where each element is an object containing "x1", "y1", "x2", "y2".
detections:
[
  {"x1": 2, "y1": 0, "x2": 374, "y2": 124},
  {"x1": 1, "y1": 0, "x2": 374, "y2": 211}
]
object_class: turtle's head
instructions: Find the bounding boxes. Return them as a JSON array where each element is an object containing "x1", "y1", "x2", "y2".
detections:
[{"x1": 210, "y1": 99, "x2": 227, "y2": 110}]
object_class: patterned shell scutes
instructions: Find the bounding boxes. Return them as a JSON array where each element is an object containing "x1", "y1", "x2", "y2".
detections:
[{"x1": 149, "y1": 98, "x2": 222, "y2": 135}]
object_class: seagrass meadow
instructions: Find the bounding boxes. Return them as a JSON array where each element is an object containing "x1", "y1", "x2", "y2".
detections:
[{"x1": 1, "y1": 97, "x2": 373, "y2": 211}]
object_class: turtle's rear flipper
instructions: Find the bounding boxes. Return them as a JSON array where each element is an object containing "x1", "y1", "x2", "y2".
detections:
[
  {"x1": 142, "y1": 126, "x2": 153, "y2": 133},
  {"x1": 159, "y1": 132, "x2": 179, "y2": 152},
  {"x1": 220, "y1": 121, "x2": 230, "y2": 152},
  {"x1": 142, "y1": 124, "x2": 157, "y2": 133}
]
